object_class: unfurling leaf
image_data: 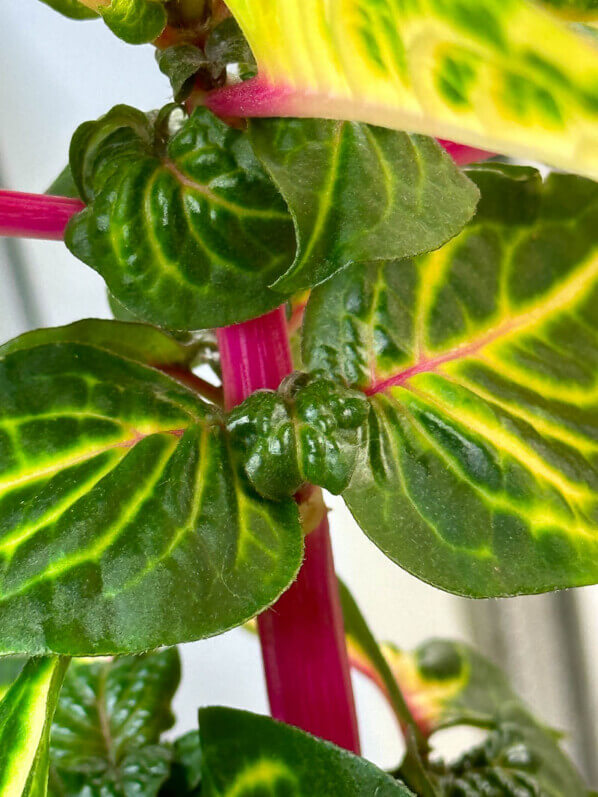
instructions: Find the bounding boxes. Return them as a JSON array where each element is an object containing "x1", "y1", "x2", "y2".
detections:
[
  {"x1": 227, "y1": 372, "x2": 369, "y2": 500},
  {"x1": 0, "y1": 333, "x2": 302, "y2": 655},
  {"x1": 0, "y1": 657, "x2": 68, "y2": 796},
  {"x1": 218, "y1": 0, "x2": 598, "y2": 180},
  {"x1": 66, "y1": 105, "x2": 296, "y2": 330},
  {"x1": 303, "y1": 164, "x2": 598, "y2": 597},
  {"x1": 249, "y1": 118, "x2": 479, "y2": 293},
  {"x1": 49, "y1": 649, "x2": 179, "y2": 795},
  {"x1": 199, "y1": 707, "x2": 415, "y2": 796}
]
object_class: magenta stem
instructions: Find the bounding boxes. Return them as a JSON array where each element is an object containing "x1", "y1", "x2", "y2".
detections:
[
  {"x1": 0, "y1": 191, "x2": 84, "y2": 241},
  {"x1": 217, "y1": 308, "x2": 361, "y2": 753}
]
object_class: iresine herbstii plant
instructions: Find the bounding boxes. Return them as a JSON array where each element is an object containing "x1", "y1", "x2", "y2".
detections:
[{"x1": 0, "y1": 0, "x2": 597, "y2": 794}]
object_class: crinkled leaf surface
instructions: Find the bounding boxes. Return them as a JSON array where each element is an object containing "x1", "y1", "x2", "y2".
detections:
[
  {"x1": 304, "y1": 164, "x2": 598, "y2": 597},
  {"x1": 66, "y1": 105, "x2": 296, "y2": 330},
  {"x1": 157, "y1": 45, "x2": 210, "y2": 101},
  {"x1": 49, "y1": 649, "x2": 179, "y2": 795},
  {"x1": 249, "y1": 118, "x2": 479, "y2": 293},
  {"x1": 0, "y1": 657, "x2": 68, "y2": 797},
  {"x1": 220, "y1": 0, "x2": 598, "y2": 180},
  {"x1": 227, "y1": 372, "x2": 370, "y2": 500},
  {"x1": 0, "y1": 337, "x2": 302, "y2": 655},
  {"x1": 199, "y1": 707, "x2": 414, "y2": 796}
]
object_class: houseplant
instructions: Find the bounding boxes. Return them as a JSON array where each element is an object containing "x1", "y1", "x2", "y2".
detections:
[{"x1": 0, "y1": 0, "x2": 597, "y2": 792}]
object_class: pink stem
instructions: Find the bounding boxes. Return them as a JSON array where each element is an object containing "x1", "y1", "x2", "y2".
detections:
[
  {"x1": 0, "y1": 191, "x2": 84, "y2": 240},
  {"x1": 217, "y1": 308, "x2": 361, "y2": 753}
]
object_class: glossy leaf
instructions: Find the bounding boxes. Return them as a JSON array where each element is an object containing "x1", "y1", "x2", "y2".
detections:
[
  {"x1": 66, "y1": 105, "x2": 296, "y2": 330},
  {"x1": 50, "y1": 649, "x2": 179, "y2": 795},
  {"x1": 199, "y1": 706, "x2": 415, "y2": 796},
  {"x1": 219, "y1": 0, "x2": 598, "y2": 180},
  {"x1": 100, "y1": 0, "x2": 167, "y2": 45},
  {"x1": 249, "y1": 118, "x2": 479, "y2": 294},
  {"x1": 304, "y1": 164, "x2": 598, "y2": 597},
  {"x1": 227, "y1": 372, "x2": 369, "y2": 500},
  {"x1": 38, "y1": 0, "x2": 98, "y2": 20},
  {"x1": 0, "y1": 337, "x2": 302, "y2": 655},
  {"x1": 0, "y1": 657, "x2": 68, "y2": 797}
]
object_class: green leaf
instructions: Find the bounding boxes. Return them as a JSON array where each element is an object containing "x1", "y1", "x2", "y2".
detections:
[
  {"x1": 46, "y1": 166, "x2": 81, "y2": 200},
  {"x1": 66, "y1": 104, "x2": 296, "y2": 330},
  {"x1": 0, "y1": 656, "x2": 25, "y2": 699},
  {"x1": 50, "y1": 649, "x2": 179, "y2": 795},
  {"x1": 222, "y1": 0, "x2": 598, "y2": 180},
  {"x1": 0, "y1": 319, "x2": 203, "y2": 371},
  {"x1": 159, "y1": 731, "x2": 202, "y2": 796},
  {"x1": 99, "y1": 0, "x2": 167, "y2": 45},
  {"x1": 204, "y1": 17, "x2": 257, "y2": 83},
  {"x1": 199, "y1": 706, "x2": 415, "y2": 796},
  {"x1": 0, "y1": 337, "x2": 302, "y2": 654},
  {"x1": 38, "y1": 0, "x2": 98, "y2": 20},
  {"x1": 303, "y1": 163, "x2": 598, "y2": 597},
  {"x1": 49, "y1": 747, "x2": 173, "y2": 797},
  {"x1": 249, "y1": 119, "x2": 479, "y2": 294},
  {"x1": 429, "y1": 713, "x2": 587, "y2": 796},
  {"x1": 0, "y1": 657, "x2": 68, "y2": 796},
  {"x1": 539, "y1": 0, "x2": 598, "y2": 21},
  {"x1": 227, "y1": 372, "x2": 369, "y2": 500},
  {"x1": 157, "y1": 45, "x2": 210, "y2": 101}
]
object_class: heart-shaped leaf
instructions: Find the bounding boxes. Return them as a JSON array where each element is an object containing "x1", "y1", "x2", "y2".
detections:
[
  {"x1": 303, "y1": 164, "x2": 598, "y2": 596},
  {"x1": 50, "y1": 648, "x2": 179, "y2": 795},
  {"x1": 218, "y1": 0, "x2": 598, "y2": 179},
  {"x1": 66, "y1": 105, "x2": 296, "y2": 330},
  {"x1": 199, "y1": 707, "x2": 415, "y2": 796},
  {"x1": 249, "y1": 118, "x2": 479, "y2": 293},
  {"x1": 0, "y1": 657, "x2": 68, "y2": 796},
  {"x1": 0, "y1": 335, "x2": 302, "y2": 655}
]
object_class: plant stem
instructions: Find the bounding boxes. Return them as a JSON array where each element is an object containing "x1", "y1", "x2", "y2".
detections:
[
  {"x1": 217, "y1": 308, "x2": 361, "y2": 753},
  {"x1": 0, "y1": 191, "x2": 84, "y2": 241}
]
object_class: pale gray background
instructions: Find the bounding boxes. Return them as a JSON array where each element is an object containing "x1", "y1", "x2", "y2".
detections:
[{"x1": 1, "y1": 2, "x2": 597, "y2": 783}]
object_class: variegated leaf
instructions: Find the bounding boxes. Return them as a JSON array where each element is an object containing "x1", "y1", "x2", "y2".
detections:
[
  {"x1": 0, "y1": 336, "x2": 302, "y2": 655},
  {"x1": 303, "y1": 164, "x2": 598, "y2": 596},
  {"x1": 38, "y1": 0, "x2": 168, "y2": 43},
  {"x1": 199, "y1": 706, "x2": 414, "y2": 796},
  {"x1": 66, "y1": 105, "x2": 296, "y2": 330},
  {"x1": 216, "y1": 0, "x2": 598, "y2": 179},
  {"x1": 0, "y1": 657, "x2": 69, "y2": 797}
]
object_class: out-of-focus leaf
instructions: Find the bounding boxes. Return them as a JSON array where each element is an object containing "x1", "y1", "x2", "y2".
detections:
[
  {"x1": 66, "y1": 104, "x2": 296, "y2": 330},
  {"x1": 249, "y1": 118, "x2": 479, "y2": 294},
  {"x1": 0, "y1": 336, "x2": 302, "y2": 655},
  {"x1": 0, "y1": 657, "x2": 26, "y2": 699},
  {"x1": 0, "y1": 657, "x2": 68, "y2": 796},
  {"x1": 100, "y1": 0, "x2": 167, "y2": 44},
  {"x1": 38, "y1": 0, "x2": 98, "y2": 20},
  {"x1": 219, "y1": 0, "x2": 598, "y2": 180},
  {"x1": 199, "y1": 706, "x2": 415, "y2": 796},
  {"x1": 46, "y1": 166, "x2": 81, "y2": 200},
  {"x1": 227, "y1": 372, "x2": 369, "y2": 499},
  {"x1": 539, "y1": 0, "x2": 598, "y2": 22},
  {"x1": 303, "y1": 163, "x2": 598, "y2": 597},
  {"x1": 50, "y1": 649, "x2": 179, "y2": 795},
  {"x1": 159, "y1": 731, "x2": 202, "y2": 796},
  {"x1": 0, "y1": 319, "x2": 203, "y2": 371}
]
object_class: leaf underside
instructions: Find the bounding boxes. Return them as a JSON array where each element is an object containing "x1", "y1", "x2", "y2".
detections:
[
  {"x1": 0, "y1": 336, "x2": 302, "y2": 655},
  {"x1": 221, "y1": 0, "x2": 598, "y2": 180},
  {"x1": 304, "y1": 164, "x2": 598, "y2": 597}
]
